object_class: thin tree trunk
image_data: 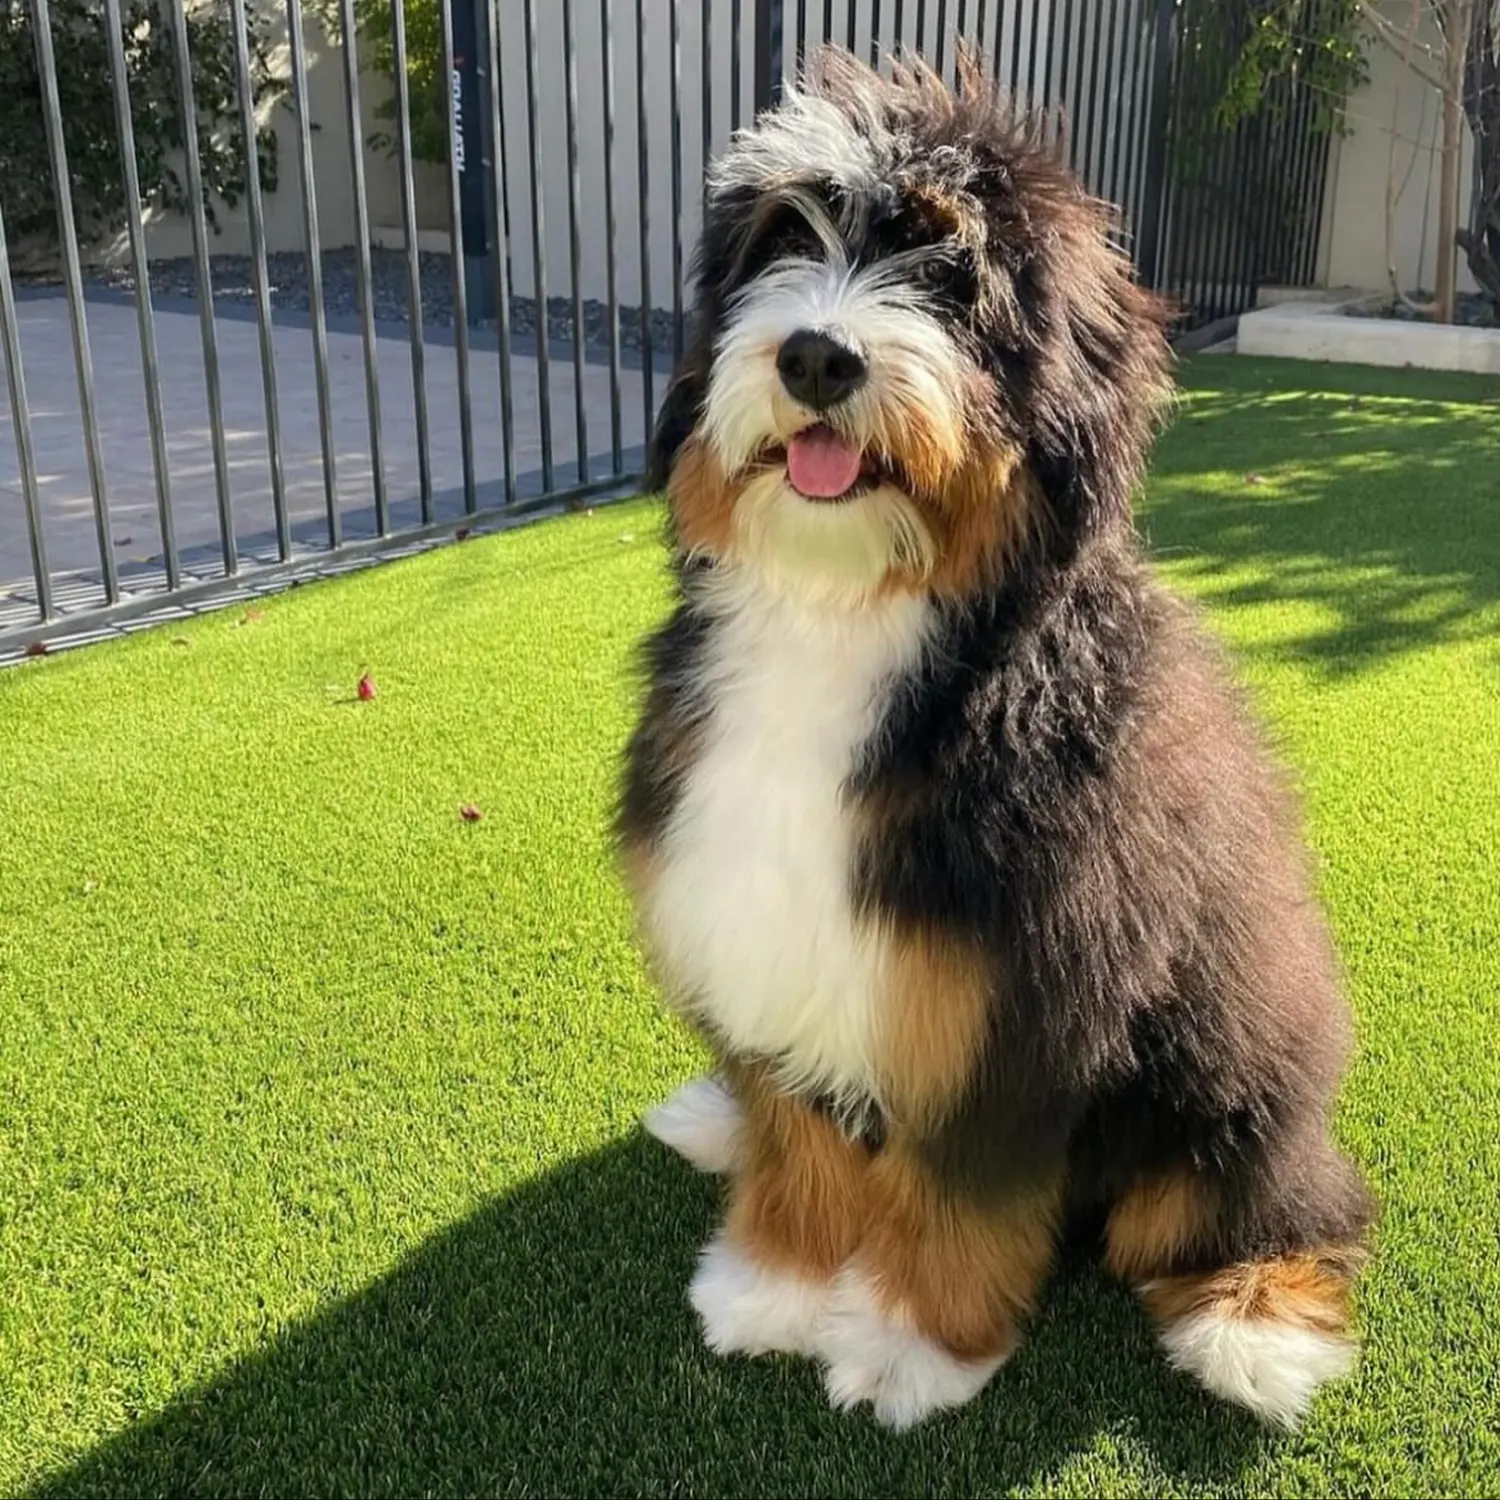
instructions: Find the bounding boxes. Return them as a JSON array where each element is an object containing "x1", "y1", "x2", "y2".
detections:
[{"x1": 1434, "y1": 4, "x2": 1474, "y2": 323}]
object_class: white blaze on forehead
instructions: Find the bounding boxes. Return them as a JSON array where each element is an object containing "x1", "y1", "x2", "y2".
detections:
[{"x1": 708, "y1": 82, "x2": 890, "y2": 202}]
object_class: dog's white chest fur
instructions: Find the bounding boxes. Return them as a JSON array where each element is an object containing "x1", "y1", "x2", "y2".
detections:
[{"x1": 644, "y1": 574, "x2": 931, "y2": 1103}]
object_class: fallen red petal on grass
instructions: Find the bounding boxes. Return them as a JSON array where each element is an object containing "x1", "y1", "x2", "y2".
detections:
[
  {"x1": 459, "y1": 804, "x2": 483, "y2": 823},
  {"x1": 455, "y1": 527, "x2": 471, "y2": 542},
  {"x1": 357, "y1": 672, "x2": 378, "y2": 700},
  {"x1": 24, "y1": 640, "x2": 47, "y2": 657}
]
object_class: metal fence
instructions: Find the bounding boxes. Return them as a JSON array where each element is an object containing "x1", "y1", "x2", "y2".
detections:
[{"x1": 0, "y1": 0, "x2": 1330, "y2": 654}]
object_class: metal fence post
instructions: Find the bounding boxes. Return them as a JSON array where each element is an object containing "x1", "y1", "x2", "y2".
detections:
[
  {"x1": 752, "y1": 0, "x2": 785, "y2": 113},
  {"x1": 1135, "y1": 0, "x2": 1177, "y2": 291},
  {"x1": 453, "y1": 0, "x2": 494, "y2": 322}
]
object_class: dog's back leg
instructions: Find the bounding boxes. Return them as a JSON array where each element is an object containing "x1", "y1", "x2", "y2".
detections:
[{"x1": 1104, "y1": 1156, "x2": 1371, "y2": 1428}]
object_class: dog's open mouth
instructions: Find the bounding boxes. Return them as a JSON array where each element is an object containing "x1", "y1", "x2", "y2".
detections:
[{"x1": 767, "y1": 424, "x2": 881, "y2": 503}]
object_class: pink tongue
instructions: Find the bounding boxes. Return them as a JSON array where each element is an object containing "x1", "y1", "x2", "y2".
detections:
[{"x1": 786, "y1": 425, "x2": 863, "y2": 499}]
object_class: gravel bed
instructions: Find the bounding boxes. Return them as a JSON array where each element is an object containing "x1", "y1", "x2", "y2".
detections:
[
  {"x1": 84, "y1": 246, "x2": 683, "y2": 357},
  {"x1": 1347, "y1": 290, "x2": 1497, "y2": 328}
]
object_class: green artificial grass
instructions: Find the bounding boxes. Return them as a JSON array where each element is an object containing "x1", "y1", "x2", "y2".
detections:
[{"x1": 2, "y1": 355, "x2": 1497, "y2": 1498}]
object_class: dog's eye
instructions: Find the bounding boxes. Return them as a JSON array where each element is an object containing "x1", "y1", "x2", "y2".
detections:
[{"x1": 913, "y1": 255, "x2": 950, "y2": 289}]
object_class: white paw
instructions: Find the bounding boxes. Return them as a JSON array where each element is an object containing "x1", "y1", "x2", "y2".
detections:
[
  {"x1": 645, "y1": 1074, "x2": 745, "y2": 1174},
  {"x1": 1157, "y1": 1307, "x2": 1356, "y2": 1428},
  {"x1": 688, "y1": 1233, "x2": 831, "y2": 1358},
  {"x1": 816, "y1": 1266, "x2": 1007, "y2": 1430}
]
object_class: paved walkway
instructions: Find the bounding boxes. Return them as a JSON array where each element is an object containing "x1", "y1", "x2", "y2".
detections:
[{"x1": 0, "y1": 292, "x2": 666, "y2": 633}]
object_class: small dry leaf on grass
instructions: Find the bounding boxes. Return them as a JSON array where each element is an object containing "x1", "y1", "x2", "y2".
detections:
[
  {"x1": 357, "y1": 672, "x2": 378, "y2": 701},
  {"x1": 24, "y1": 641, "x2": 47, "y2": 657},
  {"x1": 459, "y1": 804, "x2": 483, "y2": 823},
  {"x1": 237, "y1": 607, "x2": 264, "y2": 626},
  {"x1": 172, "y1": 636, "x2": 191, "y2": 648},
  {"x1": 1244, "y1": 473, "x2": 1268, "y2": 486}
]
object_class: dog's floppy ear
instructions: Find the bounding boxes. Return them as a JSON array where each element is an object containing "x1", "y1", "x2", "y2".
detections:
[
  {"x1": 1018, "y1": 235, "x2": 1174, "y2": 544},
  {"x1": 645, "y1": 357, "x2": 709, "y2": 492}
]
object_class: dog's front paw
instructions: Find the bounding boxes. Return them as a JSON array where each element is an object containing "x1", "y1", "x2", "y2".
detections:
[
  {"x1": 645, "y1": 1074, "x2": 745, "y2": 1174},
  {"x1": 817, "y1": 1267, "x2": 1008, "y2": 1429},
  {"x1": 688, "y1": 1233, "x2": 831, "y2": 1358}
]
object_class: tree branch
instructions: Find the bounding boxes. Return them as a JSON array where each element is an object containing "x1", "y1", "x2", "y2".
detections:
[{"x1": 1355, "y1": 0, "x2": 1450, "y2": 91}]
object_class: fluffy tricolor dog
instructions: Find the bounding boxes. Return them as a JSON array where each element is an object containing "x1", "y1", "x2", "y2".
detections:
[{"x1": 618, "y1": 50, "x2": 1373, "y2": 1431}]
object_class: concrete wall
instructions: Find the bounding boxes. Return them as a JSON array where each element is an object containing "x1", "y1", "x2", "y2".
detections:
[
  {"x1": 1318, "y1": 2, "x2": 1478, "y2": 296},
  {"x1": 135, "y1": 9, "x2": 373, "y2": 262}
]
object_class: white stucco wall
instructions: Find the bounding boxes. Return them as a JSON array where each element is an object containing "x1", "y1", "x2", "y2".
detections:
[{"x1": 1318, "y1": 3, "x2": 1477, "y2": 296}]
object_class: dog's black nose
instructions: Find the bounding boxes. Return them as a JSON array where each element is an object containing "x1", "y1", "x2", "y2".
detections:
[{"x1": 776, "y1": 329, "x2": 868, "y2": 410}]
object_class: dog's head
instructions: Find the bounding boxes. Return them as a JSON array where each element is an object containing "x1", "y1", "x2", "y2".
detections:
[{"x1": 650, "y1": 48, "x2": 1174, "y2": 604}]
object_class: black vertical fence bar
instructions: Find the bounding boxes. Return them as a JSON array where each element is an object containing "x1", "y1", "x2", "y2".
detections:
[
  {"x1": 103, "y1": 0, "x2": 179, "y2": 586},
  {"x1": 731, "y1": 0, "x2": 742, "y2": 125},
  {"x1": 1080, "y1": 0, "x2": 1108, "y2": 188},
  {"x1": 1289, "y1": 86, "x2": 1317, "y2": 284},
  {"x1": 635, "y1": 0, "x2": 655, "y2": 448},
  {"x1": 601, "y1": 0, "x2": 624, "y2": 471},
  {"x1": 165, "y1": 0, "x2": 237, "y2": 577},
  {"x1": 1269, "y1": 89, "x2": 1299, "y2": 284},
  {"x1": 563, "y1": 0, "x2": 590, "y2": 482},
  {"x1": 846, "y1": 0, "x2": 857, "y2": 52},
  {"x1": 1103, "y1": 0, "x2": 1133, "y2": 207},
  {"x1": 336, "y1": 0, "x2": 388, "y2": 533},
  {"x1": 32, "y1": 0, "x2": 118, "y2": 601},
  {"x1": 894, "y1": 0, "x2": 906, "y2": 57},
  {"x1": 1214, "y1": 30, "x2": 1258, "y2": 320},
  {"x1": 1293, "y1": 89, "x2": 1328, "y2": 286},
  {"x1": 935, "y1": 0, "x2": 948, "y2": 79},
  {"x1": 1224, "y1": 112, "x2": 1260, "y2": 315},
  {"x1": 1277, "y1": 85, "x2": 1307, "y2": 287},
  {"x1": 870, "y1": 0, "x2": 882, "y2": 65},
  {"x1": 521, "y1": 0, "x2": 554, "y2": 493},
  {"x1": 228, "y1": 0, "x2": 288, "y2": 561},
  {"x1": 1054, "y1": 0, "x2": 1077, "y2": 165},
  {"x1": 1024, "y1": 0, "x2": 1042, "y2": 116},
  {"x1": 975, "y1": 0, "x2": 988, "y2": 59},
  {"x1": 754, "y1": 0, "x2": 783, "y2": 108},
  {"x1": 915, "y1": 0, "x2": 926, "y2": 55},
  {"x1": 1037, "y1": 0, "x2": 1057, "y2": 117},
  {"x1": 1136, "y1": 0, "x2": 1175, "y2": 292},
  {"x1": 286, "y1": 0, "x2": 341, "y2": 544},
  {"x1": 670, "y1": 0, "x2": 685, "y2": 365},
  {"x1": 483, "y1": 1, "x2": 517, "y2": 505},
  {"x1": 824, "y1": 0, "x2": 836, "y2": 46},
  {"x1": 1178, "y1": 12, "x2": 1211, "y2": 319},
  {"x1": 1303, "y1": 127, "x2": 1333, "y2": 288},
  {"x1": 1008, "y1": 0, "x2": 1024, "y2": 94},
  {"x1": 390, "y1": 0, "x2": 434, "y2": 522},
  {"x1": 437, "y1": 0, "x2": 478, "y2": 510},
  {"x1": 702, "y1": 0, "x2": 714, "y2": 216},
  {"x1": 1121, "y1": 0, "x2": 1154, "y2": 235},
  {"x1": 795, "y1": 0, "x2": 808, "y2": 67},
  {"x1": 0, "y1": 204, "x2": 52, "y2": 621}
]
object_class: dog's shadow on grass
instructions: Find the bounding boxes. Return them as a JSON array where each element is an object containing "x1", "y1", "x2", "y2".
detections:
[{"x1": 31, "y1": 1136, "x2": 1271, "y2": 1498}]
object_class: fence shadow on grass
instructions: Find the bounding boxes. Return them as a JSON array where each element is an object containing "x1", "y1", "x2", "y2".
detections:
[
  {"x1": 29, "y1": 1133, "x2": 1270, "y2": 1499},
  {"x1": 1145, "y1": 361, "x2": 1500, "y2": 678}
]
